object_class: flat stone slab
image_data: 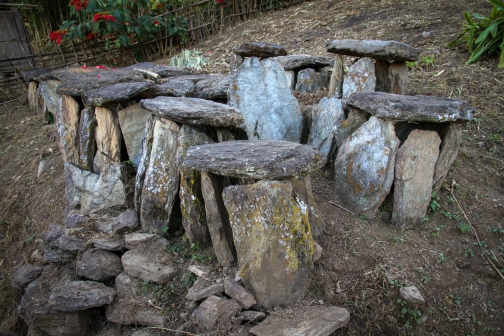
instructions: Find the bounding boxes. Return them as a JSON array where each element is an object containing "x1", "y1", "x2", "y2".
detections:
[
  {"x1": 183, "y1": 140, "x2": 326, "y2": 179},
  {"x1": 250, "y1": 306, "x2": 350, "y2": 336},
  {"x1": 326, "y1": 39, "x2": 420, "y2": 61},
  {"x1": 270, "y1": 54, "x2": 332, "y2": 70},
  {"x1": 141, "y1": 96, "x2": 244, "y2": 128},
  {"x1": 233, "y1": 42, "x2": 287, "y2": 57},
  {"x1": 82, "y1": 82, "x2": 153, "y2": 106},
  {"x1": 48, "y1": 281, "x2": 115, "y2": 312},
  {"x1": 347, "y1": 92, "x2": 473, "y2": 123}
]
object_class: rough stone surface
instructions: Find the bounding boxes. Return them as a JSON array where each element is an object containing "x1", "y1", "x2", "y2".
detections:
[
  {"x1": 200, "y1": 172, "x2": 235, "y2": 267},
  {"x1": 223, "y1": 180, "x2": 314, "y2": 308},
  {"x1": 392, "y1": 130, "x2": 441, "y2": 228},
  {"x1": 177, "y1": 125, "x2": 214, "y2": 244},
  {"x1": 270, "y1": 54, "x2": 332, "y2": 70},
  {"x1": 332, "y1": 108, "x2": 369, "y2": 151},
  {"x1": 121, "y1": 248, "x2": 177, "y2": 283},
  {"x1": 10, "y1": 263, "x2": 44, "y2": 293},
  {"x1": 186, "y1": 278, "x2": 224, "y2": 301},
  {"x1": 55, "y1": 95, "x2": 80, "y2": 165},
  {"x1": 22, "y1": 68, "x2": 55, "y2": 82},
  {"x1": 230, "y1": 54, "x2": 243, "y2": 73},
  {"x1": 92, "y1": 237, "x2": 125, "y2": 251},
  {"x1": 347, "y1": 91, "x2": 474, "y2": 123},
  {"x1": 224, "y1": 278, "x2": 256, "y2": 309},
  {"x1": 400, "y1": 286, "x2": 426, "y2": 305},
  {"x1": 57, "y1": 235, "x2": 86, "y2": 252},
  {"x1": 433, "y1": 124, "x2": 462, "y2": 190},
  {"x1": 28, "y1": 82, "x2": 40, "y2": 112},
  {"x1": 239, "y1": 311, "x2": 266, "y2": 322},
  {"x1": 250, "y1": 306, "x2": 350, "y2": 336},
  {"x1": 134, "y1": 115, "x2": 155, "y2": 213},
  {"x1": 334, "y1": 117, "x2": 399, "y2": 218},
  {"x1": 328, "y1": 54, "x2": 344, "y2": 98},
  {"x1": 192, "y1": 295, "x2": 242, "y2": 330},
  {"x1": 314, "y1": 241, "x2": 323, "y2": 261},
  {"x1": 375, "y1": 60, "x2": 409, "y2": 95},
  {"x1": 78, "y1": 107, "x2": 97, "y2": 171},
  {"x1": 48, "y1": 281, "x2": 115, "y2": 312},
  {"x1": 184, "y1": 140, "x2": 325, "y2": 180},
  {"x1": 295, "y1": 68, "x2": 328, "y2": 93},
  {"x1": 124, "y1": 232, "x2": 169, "y2": 250},
  {"x1": 138, "y1": 65, "x2": 193, "y2": 78},
  {"x1": 326, "y1": 39, "x2": 420, "y2": 61},
  {"x1": 284, "y1": 70, "x2": 295, "y2": 90},
  {"x1": 229, "y1": 57, "x2": 303, "y2": 142},
  {"x1": 117, "y1": 103, "x2": 152, "y2": 169},
  {"x1": 342, "y1": 57, "x2": 376, "y2": 99},
  {"x1": 65, "y1": 162, "x2": 127, "y2": 212},
  {"x1": 292, "y1": 176, "x2": 325, "y2": 237},
  {"x1": 139, "y1": 117, "x2": 180, "y2": 234},
  {"x1": 152, "y1": 78, "x2": 195, "y2": 97},
  {"x1": 233, "y1": 42, "x2": 287, "y2": 58},
  {"x1": 194, "y1": 75, "x2": 233, "y2": 101},
  {"x1": 141, "y1": 96, "x2": 243, "y2": 128},
  {"x1": 307, "y1": 97, "x2": 345, "y2": 157},
  {"x1": 111, "y1": 209, "x2": 140, "y2": 234},
  {"x1": 95, "y1": 106, "x2": 122, "y2": 171},
  {"x1": 76, "y1": 248, "x2": 123, "y2": 281},
  {"x1": 82, "y1": 82, "x2": 153, "y2": 106},
  {"x1": 39, "y1": 80, "x2": 60, "y2": 115}
]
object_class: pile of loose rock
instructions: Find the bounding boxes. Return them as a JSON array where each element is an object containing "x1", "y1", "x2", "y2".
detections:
[{"x1": 15, "y1": 38, "x2": 472, "y2": 335}]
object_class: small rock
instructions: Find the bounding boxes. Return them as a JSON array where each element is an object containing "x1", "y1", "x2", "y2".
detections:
[
  {"x1": 192, "y1": 295, "x2": 242, "y2": 330},
  {"x1": 400, "y1": 286, "x2": 425, "y2": 305},
  {"x1": 224, "y1": 278, "x2": 257, "y2": 309},
  {"x1": 92, "y1": 237, "x2": 125, "y2": 251},
  {"x1": 231, "y1": 316, "x2": 245, "y2": 324},
  {"x1": 295, "y1": 68, "x2": 328, "y2": 93},
  {"x1": 422, "y1": 31, "x2": 432, "y2": 38},
  {"x1": 10, "y1": 264, "x2": 44, "y2": 293},
  {"x1": 124, "y1": 232, "x2": 169, "y2": 250},
  {"x1": 111, "y1": 209, "x2": 140, "y2": 234},
  {"x1": 188, "y1": 265, "x2": 211, "y2": 278},
  {"x1": 57, "y1": 235, "x2": 87, "y2": 252},
  {"x1": 41, "y1": 223, "x2": 65, "y2": 245},
  {"x1": 66, "y1": 212, "x2": 90, "y2": 228},
  {"x1": 76, "y1": 248, "x2": 123, "y2": 281},
  {"x1": 239, "y1": 310, "x2": 266, "y2": 322},
  {"x1": 314, "y1": 241, "x2": 323, "y2": 262},
  {"x1": 48, "y1": 281, "x2": 115, "y2": 312},
  {"x1": 122, "y1": 248, "x2": 177, "y2": 284},
  {"x1": 186, "y1": 278, "x2": 224, "y2": 301}
]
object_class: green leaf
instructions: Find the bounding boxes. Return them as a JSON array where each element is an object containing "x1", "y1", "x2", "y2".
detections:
[
  {"x1": 464, "y1": 11, "x2": 475, "y2": 26},
  {"x1": 488, "y1": 0, "x2": 504, "y2": 11}
]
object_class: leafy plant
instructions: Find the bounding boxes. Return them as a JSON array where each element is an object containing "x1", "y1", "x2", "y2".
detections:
[
  {"x1": 170, "y1": 49, "x2": 209, "y2": 70},
  {"x1": 397, "y1": 299, "x2": 423, "y2": 326},
  {"x1": 437, "y1": 252, "x2": 447, "y2": 263},
  {"x1": 448, "y1": 0, "x2": 504, "y2": 68},
  {"x1": 429, "y1": 191, "x2": 441, "y2": 212},
  {"x1": 491, "y1": 226, "x2": 504, "y2": 234},
  {"x1": 465, "y1": 248, "x2": 475, "y2": 257},
  {"x1": 457, "y1": 223, "x2": 472, "y2": 234}
]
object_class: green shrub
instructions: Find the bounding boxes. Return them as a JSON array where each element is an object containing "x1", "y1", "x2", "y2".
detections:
[{"x1": 448, "y1": 0, "x2": 504, "y2": 68}]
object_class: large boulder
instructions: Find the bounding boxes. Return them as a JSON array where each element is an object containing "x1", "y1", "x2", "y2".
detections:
[
  {"x1": 333, "y1": 116, "x2": 399, "y2": 218},
  {"x1": 223, "y1": 180, "x2": 314, "y2": 308},
  {"x1": 229, "y1": 57, "x2": 303, "y2": 142}
]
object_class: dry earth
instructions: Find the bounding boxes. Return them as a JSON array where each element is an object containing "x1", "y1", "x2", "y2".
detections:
[{"x1": 1, "y1": 0, "x2": 503, "y2": 335}]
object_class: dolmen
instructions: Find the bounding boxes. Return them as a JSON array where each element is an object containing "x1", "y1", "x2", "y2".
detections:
[{"x1": 183, "y1": 140, "x2": 326, "y2": 308}]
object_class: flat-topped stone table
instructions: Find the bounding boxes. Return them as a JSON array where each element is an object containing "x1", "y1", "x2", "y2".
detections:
[{"x1": 182, "y1": 140, "x2": 325, "y2": 308}]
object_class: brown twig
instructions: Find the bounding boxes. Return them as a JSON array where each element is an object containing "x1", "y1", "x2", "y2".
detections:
[
  {"x1": 450, "y1": 180, "x2": 504, "y2": 282},
  {"x1": 329, "y1": 201, "x2": 355, "y2": 215},
  {"x1": 146, "y1": 327, "x2": 199, "y2": 336},
  {"x1": 0, "y1": 193, "x2": 19, "y2": 218}
]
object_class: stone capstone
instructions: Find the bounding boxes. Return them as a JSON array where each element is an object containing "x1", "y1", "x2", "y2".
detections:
[
  {"x1": 342, "y1": 57, "x2": 376, "y2": 99},
  {"x1": 270, "y1": 54, "x2": 332, "y2": 71},
  {"x1": 183, "y1": 140, "x2": 326, "y2": 180},
  {"x1": 191, "y1": 295, "x2": 242, "y2": 330},
  {"x1": 347, "y1": 91, "x2": 474, "y2": 123},
  {"x1": 233, "y1": 42, "x2": 287, "y2": 58},
  {"x1": 76, "y1": 248, "x2": 123, "y2": 281},
  {"x1": 48, "y1": 281, "x2": 115, "y2": 312},
  {"x1": 82, "y1": 82, "x2": 153, "y2": 106},
  {"x1": 333, "y1": 116, "x2": 399, "y2": 218},
  {"x1": 229, "y1": 57, "x2": 303, "y2": 142},
  {"x1": 307, "y1": 97, "x2": 345, "y2": 157},
  {"x1": 223, "y1": 180, "x2": 314, "y2": 308},
  {"x1": 326, "y1": 39, "x2": 420, "y2": 61}
]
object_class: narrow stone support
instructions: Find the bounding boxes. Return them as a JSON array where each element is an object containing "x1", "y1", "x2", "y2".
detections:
[
  {"x1": 95, "y1": 106, "x2": 122, "y2": 171},
  {"x1": 78, "y1": 107, "x2": 97, "y2": 171},
  {"x1": 117, "y1": 103, "x2": 152, "y2": 169},
  {"x1": 230, "y1": 54, "x2": 243, "y2": 74},
  {"x1": 433, "y1": 124, "x2": 462, "y2": 190},
  {"x1": 56, "y1": 95, "x2": 81, "y2": 165},
  {"x1": 375, "y1": 60, "x2": 409, "y2": 95},
  {"x1": 328, "y1": 54, "x2": 343, "y2": 98}
]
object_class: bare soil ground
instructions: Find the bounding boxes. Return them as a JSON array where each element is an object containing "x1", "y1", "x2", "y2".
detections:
[{"x1": 1, "y1": 0, "x2": 503, "y2": 335}]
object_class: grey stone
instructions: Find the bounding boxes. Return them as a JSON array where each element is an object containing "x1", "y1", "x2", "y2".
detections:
[
  {"x1": 187, "y1": 265, "x2": 211, "y2": 277},
  {"x1": 28, "y1": 81, "x2": 42, "y2": 113},
  {"x1": 78, "y1": 107, "x2": 97, "y2": 171},
  {"x1": 95, "y1": 106, "x2": 122, "y2": 172},
  {"x1": 230, "y1": 54, "x2": 243, "y2": 74},
  {"x1": 314, "y1": 241, "x2": 323, "y2": 262},
  {"x1": 22, "y1": 68, "x2": 55, "y2": 82},
  {"x1": 295, "y1": 68, "x2": 328, "y2": 93},
  {"x1": 216, "y1": 128, "x2": 236, "y2": 142},
  {"x1": 233, "y1": 42, "x2": 287, "y2": 58},
  {"x1": 134, "y1": 115, "x2": 156, "y2": 213},
  {"x1": 284, "y1": 70, "x2": 295, "y2": 90},
  {"x1": 139, "y1": 65, "x2": 193, "y2": 78},
  {"x1": 269, "y1": 54, "x2": 332, "y2": 70},
  {"x1": 117, "y1": 103, "x2": 153, "y2": 169},
  {"x1": 57, "y1": 235, "x2": 86, "y2": 252},
  {"x1": 186, "y1": 278, "x2": 224, "y2": 301},
  {"x1": 41, "y1": 223, "x2": 65, "y2": 245},
  {"x1": 48, "y1": 281, "x2": 115, "y2": 312},
  {"x1": 177, "y1": 125, "x2": 213, "y2": 244},
  {"x1": 111, "y1": 209, "x2": 140, "y2": 234},
  {"x1": 392, "y1": 130, "x2": 441, "y2": 228},
  {"x1": 239, "y1": 310, "x2": 266, "y2": 322},
  {"x1": 342, "y1": 57, "x2": 376, "y2": 99},
  {"x1": 229, "y1": 57, "x2": 302, "y2": 142},
  {"x1": 223, "y1": 180, "x2": 314, "y2": 308},
  {"x1": 326, "y1": 39, "x2": 420, "y2": 61},
  {"x1": 77, "y1": 248, "x2": 123, "y2": 281},
  {"x1": 55, "y1": 95, "x2": 80, "y2": 165},
  {"x1": 375, "y1": 60, "x2": 409, "y2": 95},
  {"x1": 138, "y1": 118, "x2": 180, "y2": 234},
  {"x1": 400, "y1": 286, "x2": 425, "y2": 304},
  {"x1": 201, "y1": 172, "x2": 235, "y2": 267},
  {"x1": 82, "y1": 82, "x2": 153, "y2": 106},
  {"x1": 433, "y1": 124, "x2": 462, "y2": 190},
  {"x1": 194, "y1": 75, "x2": 233, "y2": 101},
  {"x1": 224, "y1": 278, "x2": 256, "y2": 309},
  {"x1": 152, "y1": 78, "x2": 195, "y2": 97},
  {"x1": 328, "y1": 54, "x2": 344, "y2": 98},
  {"x1": 43, "y1": 249, "x2": 76, "y2": 264},
  {"x1": 183, "y1": 140, "x2": 326, "y2": 180},
  {"x1": 141, "y1": 96, "x2": 243, "y2": 127},
  {"x1": 106, "y1": 296, "x2": 168, "y2": 326},
  {"x1": 292, "y1": 176, "x2": 325, "y2": 237},
  {"x1": 307, "y1": 97, "x2": 345, "y2": 157},
  {"x1": 10, "y1": 263, "x2": 44, "y2": 293},
  {"x1": 65, "y1": 162, "x2": 127, "y2": 213},
  {"x1": 347, "y1": 91, "x2": 474, "y2": 123},
  {"x1": 124, "y1": 233, "x2": 169, "y2": 250},
  {"x1": 39, "y1": 80, "x2": 60, "y2": 115},
  {"x1": 334, "y1": 116, "x2": 399, "y2": 218},
  {"x1": 192, "y1": 295, "x2": 242, "y2": 330},
  {"x1": 92, "y1": 237, "x2": 125, "y2": 251},
  {"x1": 250, "y1": 306, "x2": 350, "y2": 336},
  {"x1": 332, "y1": 108, "x2": 369, "y2": 151},
  {"x1": 121, "y1": 248, "x2": 177, "y2": 284}
]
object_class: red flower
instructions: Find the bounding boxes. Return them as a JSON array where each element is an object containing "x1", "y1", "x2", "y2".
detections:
[
  {"x1": 49, "y1": 30, "x2": 67, "y2": 45},
  {"x1": 216, "y1": 0, "x2": 224, "y2": 3},
  {"x1": 153, "y1": 20, "x2": 159, "y2": 26},
  {"x1": 86, "y1": 32, "x2": 98, "y2": 40},
  {"x1": 95, "y1": 65, "x2": 106, "y2": 69},
  {"x1": 69, "y1": 0, "x2": 88, "y2": 11},
  {"x1": 93, "y1": 12, "x2": 116, "y2": 22}
]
